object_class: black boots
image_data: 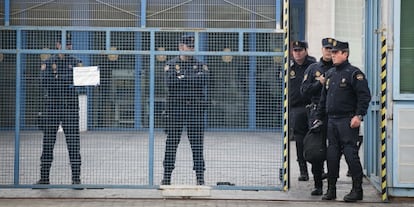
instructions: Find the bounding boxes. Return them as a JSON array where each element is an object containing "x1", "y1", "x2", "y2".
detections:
[
  {"x1": 311, "y1": 186, "x2": 323, "y2": 196},
  {"x1": 161, "y1": 171, "x2": 172, "y2": 185},
  {"x1": 161, "y1": 171, "x2": 205, "y2": 185},
  {"x1": 36, "y1": 164, "x2": 51, "y2": 185},
  {"x1": 322, "y1": 178, "x2": 337, "y2": 200},
  {"x1": 311, "y1": 177, "x2": 323, "y2": 196},
  {"x1": 71, "y1": 164, "x2": 81, "y2": 184},
  {"x1": 298, "y1": 162, "x2": 309, "y2": 181},
  {"x1": 343, "y1": 176, "x2": 364, "y2": 202},
  {"x1": 196, "y1": 171, "x2": 205, "y2": 185},
  {"x1": 36, "y1": 178, "x2": 50, "y2": 185}
]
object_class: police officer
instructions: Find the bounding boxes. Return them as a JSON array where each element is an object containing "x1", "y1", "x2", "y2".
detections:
[
  {"x1": 161, "y1": 35, "x2": 209, "y2": 185},
  {"x1": 315, "y1": 40, "x2": 371, "y2": 202},
  {"x1": 289, "y1": 40, "x2": 316, "y2": 181},
  {"x1": 37, "y1": 40, "x2": 83, "y2": 187},
  {"x1": 300, "y1": 37, "x2": 334, "y2": 195}
]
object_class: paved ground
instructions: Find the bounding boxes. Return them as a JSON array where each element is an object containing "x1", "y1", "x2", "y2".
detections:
[{"x1": 1, "y1": 132, "x2": 413, "y2": 206}]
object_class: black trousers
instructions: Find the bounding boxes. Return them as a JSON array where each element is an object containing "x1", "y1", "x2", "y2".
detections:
[
  {"x1": 164, "y1": 105, "x2": 205, "y2": 173},
  {"x1": 326, "y1": 117, "x2": 363, "y2": 178},
  {"x1": 307, "y1": 105, "x2": 327, "y2": 179},
  {"x1": 40, "y1": 111, "x2": 81, "y2": 171},
  {"x1": 290, "y1": 106, "x2": 309, "y2": 164}
]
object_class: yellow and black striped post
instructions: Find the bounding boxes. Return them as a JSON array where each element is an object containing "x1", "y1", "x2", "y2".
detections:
[
  {"x1": 380, "y1": 34, "x2": 388, "y2": 202},
  {"x1": 282, "y1": 0, "x2": 289, "y2": 192}
]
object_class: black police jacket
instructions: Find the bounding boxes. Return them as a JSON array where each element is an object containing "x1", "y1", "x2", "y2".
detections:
[
  {"x1": 164, "y1": 56, "x2": 209, "y2": 107},
  {"x1": 301, "y1": 57, "x2": 333, "y2": 104},
  {"x1": 288, "y1": 55, "x2": 315, "y2": 107},
  {"x1": 317, "y1": 60, "x2": 371, "y2": 119},
  {"x1": 40, "y1": 54, "x2": 82, "y2": 113}
]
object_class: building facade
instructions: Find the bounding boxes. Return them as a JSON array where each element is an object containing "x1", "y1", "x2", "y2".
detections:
[{"x1": 306, "y1": 0, "x2": 414, "y2": 198}]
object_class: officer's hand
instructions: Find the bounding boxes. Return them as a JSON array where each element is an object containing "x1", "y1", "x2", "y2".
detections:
[
  {"x1": 317, "y1": 75, "x2": 325, "y2": 84},
  {"x1": 311, "y1": 119, "x2": 323, "y2": 130},
  {"x1": 350, "y1": 116, "x2": 362, "y2": 128}
]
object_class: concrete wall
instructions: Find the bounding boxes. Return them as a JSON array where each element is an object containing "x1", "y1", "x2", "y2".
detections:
[
  {"x1": 306, "y1": 0, "x2": 335, "y2": 59},
  {"x1": 306, "y1": 0, "x2": 364, "y2": 69}
]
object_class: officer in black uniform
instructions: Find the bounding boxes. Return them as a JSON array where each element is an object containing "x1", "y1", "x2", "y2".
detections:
[
  {"x1": 315, "y1": 40, "x2": 371, "y2": 202},
  {"x1": 37, "y1": 40, "x2": 83, "y2": 186},
  {"x1": 289, "y1": 40, "x2": 316, "y2": 181},
  {"x1": 161, "y1": 35, "x2": 209, "y2": 185},
  {"x1": 300, "y1": 37, "x2": 334, "y2": 195}
]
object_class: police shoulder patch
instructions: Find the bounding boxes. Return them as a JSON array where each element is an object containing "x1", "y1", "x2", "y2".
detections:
[
  {"x1": 355, "y1": 73, "x2": 364, "y2": 80},
  {"x1": 164, "y1": 65, "x2": 170, "y2": 71}
]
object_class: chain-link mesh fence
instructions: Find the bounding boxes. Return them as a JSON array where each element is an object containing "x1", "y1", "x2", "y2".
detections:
[{"x1": 0, "y1": 0, "x2": 285, "y2": 190}]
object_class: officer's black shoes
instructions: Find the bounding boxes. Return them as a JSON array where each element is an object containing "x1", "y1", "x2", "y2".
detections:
[
  {"x1": 311, "y1": 187, "x2": 323, "y2": 196},
  {"x1": 322, "y1": 178, "x2": 337, "y2": 200},
  {"x1": 197, "y1": 178, "x2": 205, "y2": 185},
  {"x1": 161, "y1": 179, "x2": 171, "y2": 185},
  {"x1": 312, "y1": 179, "x2": 323, "y2": 196},
  {"x1": 196, "y1": 171, "x2": 205, "y2": 185},
  {"x1": 343, "y1": 189, "x2": 363, "y2": 202},
  {"x1": 72, "y1": 179, "x2": 84, "y2": 190},
  {"x1": 36, "y1": 178, "x2": 50, "y2": 185},
  {"x1": 343, "y1": 177, "x2": 363, "y2": 202},
  {"x1": 298, "y1": 162, "x2": 309, "y2": 181},
  {"x1": 33, "y1": 179, "x2": 50, "y2": 189},
  {"x1": 298, "y1": 174, "x2": 309, "y2": 181},
  {"x1": 322, "y1": 189, "x2": 336, "y2": 200}
]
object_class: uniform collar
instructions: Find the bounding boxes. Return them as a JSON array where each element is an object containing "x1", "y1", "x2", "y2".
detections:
[
  {"x1": 334, "y1": 60, "x2": 350, "y2": 70},
  {"x1": 319, "y1": 57, "x2": 333, "y2": 66}
]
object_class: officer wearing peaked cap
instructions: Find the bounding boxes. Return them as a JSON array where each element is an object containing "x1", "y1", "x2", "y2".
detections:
[
  {"x1": 162, "y1": 35, "x2": 209, "y2": 185},
  {"x1": 37, "y1": 34, "x2": 84, "y2": 187},
  {"x1": 315, "y1": 40, "x2": 371, "y2": 202},
  {"x1": 300, "y1": 37, "x2": 335, "y2": 196},
  {"x1": 289, "y1": 40, "x2": 316, "y2": 182}
]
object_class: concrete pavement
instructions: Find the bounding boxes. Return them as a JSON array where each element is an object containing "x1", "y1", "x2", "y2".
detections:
[{"x1": 0, "y1": 140, "x2": 412, "y2": 206}]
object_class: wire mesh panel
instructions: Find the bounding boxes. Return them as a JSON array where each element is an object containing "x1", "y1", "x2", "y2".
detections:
[
  {"x1": 153, "y1": 31, "x2": 284, "y2": 188},
  {"x1": 0, "y1": 29, "x2": 16, "y2": 185},
  {"x1": 4, "y1": 0, "x2": 278, "y2": 28},
  {"x1": 0, "y1": 28, "x2": 285, "y2": 189},
  {"x1": 1, "y1": 0, "x2": 285, "y2": 190}
]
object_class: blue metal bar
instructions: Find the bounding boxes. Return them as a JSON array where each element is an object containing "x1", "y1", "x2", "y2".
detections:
[
  {"x1": 0, "y1": 183, "x2": 282, "y2": 191},
  {"x1": 74, "y1": 31, "x2": 92, "y2": 129},
  {"x1": 5, "y1": 0, "x2": 10, "y2": 26},
  {"x1": 276, "y1": 0, "x2": 281, "y2": 29},
  {"x1": 248, "y1": 34, "x2": 257, "y2": 129},
  {"x1": 148, "y1": 31, "x2": 155, "y2": 185},
  {"x1": 140, "y1": 0, "x2": 147, "y2": 28},
  {"x1": 106, "y1": 30, "x2": 111, "y2": 50},
  {"x1": 0, "y1": 49, "x2": 282, "y2": 57},
  {"x1": 20, "y1": 32, "x2": 27, "y2": 129},
  {"x1": 134, "y1": 33, "x2": 143, "y2": 129},
  {"x1": 61, "y1": 30, "x2": 67, "y2": 48},
  {"x1": 14, "y1": 30, "x2": 22, "y2": 185},
  {"x1": 238, "y1": 32, "x2": 244, "y2": 52},
  {"x1": 0, "y1": 26, "x2": 283, "y2": 33}
]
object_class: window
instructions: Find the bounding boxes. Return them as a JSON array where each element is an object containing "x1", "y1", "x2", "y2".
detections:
[{"x1": 400, "y1": 0, "x2": 414, "y2": 94}]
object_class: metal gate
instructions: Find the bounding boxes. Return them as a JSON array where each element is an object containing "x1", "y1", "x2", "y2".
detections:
[
  {"x1": 0, "y1": 0, "x2": 286, "y2": 190},
  {"x1": 364, "y1": 0, "x2": 384, "y2": 193}
]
